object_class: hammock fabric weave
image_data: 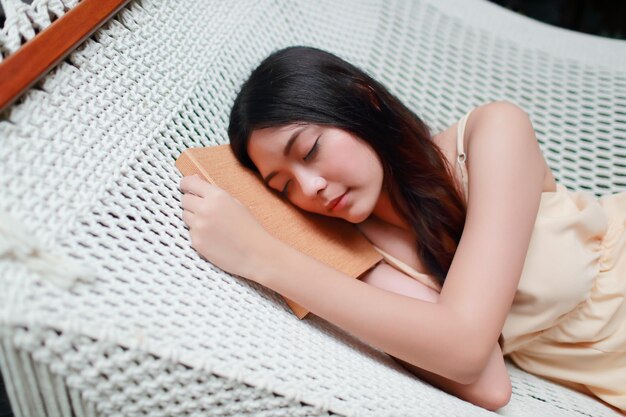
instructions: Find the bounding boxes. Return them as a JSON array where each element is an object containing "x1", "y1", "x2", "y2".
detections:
[{"x1": 1, "y1": 0, "x2": 626, "y2": 416}]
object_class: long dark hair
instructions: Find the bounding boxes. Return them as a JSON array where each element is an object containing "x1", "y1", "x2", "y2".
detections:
[{"x1": 227, "y1": 45, "x2": 466, "y2": 286}]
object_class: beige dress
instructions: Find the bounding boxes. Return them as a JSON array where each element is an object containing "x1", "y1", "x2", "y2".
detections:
[{"x1": 372, "y1": 108, "x2": 626, "y2": 412}]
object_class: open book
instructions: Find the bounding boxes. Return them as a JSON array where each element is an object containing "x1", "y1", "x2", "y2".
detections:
[{"x1": 176, "y1": 144, "x2": 383, "y2": 319}]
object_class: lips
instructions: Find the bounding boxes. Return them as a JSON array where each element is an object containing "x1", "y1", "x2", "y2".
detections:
[{"x1": 327, "y1": 191, "x2": 347, "y2": 211}]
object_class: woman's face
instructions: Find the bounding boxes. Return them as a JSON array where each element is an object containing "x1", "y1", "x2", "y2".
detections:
[{"x1": 247, "y1": 123, "x2": 384, "y2": 223}]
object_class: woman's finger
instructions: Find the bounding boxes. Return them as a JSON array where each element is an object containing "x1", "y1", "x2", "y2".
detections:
[
  {"x1": 182, "y1": 209, "x2": 194, "y2": 227},
  {"x1": 179, "y1": 174, "x2": 208, "y2": 197},
  {"x1": 181, "y1": 193, "x2": 204, "y2": 214}
]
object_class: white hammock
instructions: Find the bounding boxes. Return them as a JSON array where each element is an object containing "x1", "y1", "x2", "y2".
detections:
[{"x1": 1, "y1": 0, "x2": 625, "y2": 416}]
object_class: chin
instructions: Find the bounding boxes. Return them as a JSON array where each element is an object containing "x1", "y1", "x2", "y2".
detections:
[
  {"x1": 342, "y1": 198, "x2": 376, "y2": 224},
  {"x1": 341, "y1": 208, "x2": 370, "y2": 224},
  {"x1": 352, "y1": 213, "x2": 371, "y2": 224}
]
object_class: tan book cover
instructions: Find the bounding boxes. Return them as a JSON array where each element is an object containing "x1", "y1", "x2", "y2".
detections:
[{"x1": 175, "y1": 144, "x2": 383, "y2": 319}]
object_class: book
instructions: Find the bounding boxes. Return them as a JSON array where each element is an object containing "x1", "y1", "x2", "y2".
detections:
[{"x1": 175, "y1": 144, "x2": 383, "y2": 319}]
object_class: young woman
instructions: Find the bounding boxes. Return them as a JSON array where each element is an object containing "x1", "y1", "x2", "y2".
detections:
[{"x1": 179, "y1": 45, "x2": 626, "y2": 413}]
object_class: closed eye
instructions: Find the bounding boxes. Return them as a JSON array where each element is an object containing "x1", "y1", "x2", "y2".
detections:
[
  {"x1": 304, "y1": 135, "x2": 320, "y2": 161},
  {"x1": 281, "y1": 135, "x2": 321, "y2": 197}
]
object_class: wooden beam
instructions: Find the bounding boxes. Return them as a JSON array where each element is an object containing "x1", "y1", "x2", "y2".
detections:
[{"x1": 0, "y1": 0, "x2": 131, "y2": 113}]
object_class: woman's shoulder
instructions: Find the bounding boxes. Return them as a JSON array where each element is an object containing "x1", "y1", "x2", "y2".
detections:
[
  {"x1": 472, "y1": 100, "x2": 528, "y2": 116},
  {"x1": 430, "y1": 101, "x2": 532, "y2": 199},
  {"x1": 465, "y1": 101, "x2": 529, "y2": 138},
  {"x1": 432, "y1": 101, "x2": 526, "y2": 161},
  {"x1": 467, "y1": 101, "x2": 558, "y2": 194}
]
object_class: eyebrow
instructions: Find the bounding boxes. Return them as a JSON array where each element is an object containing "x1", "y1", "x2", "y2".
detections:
[{"x1": 262, "y1": 126, "x2": 307, "y2": 187}]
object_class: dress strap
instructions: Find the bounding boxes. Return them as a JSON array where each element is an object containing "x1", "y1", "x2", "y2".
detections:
[
  {"x1": 372, "y1": 246, "x2": 442, "y2": 293},
  {"x1": 456, "y1": 108, "x2": 474, "y2": 202}
]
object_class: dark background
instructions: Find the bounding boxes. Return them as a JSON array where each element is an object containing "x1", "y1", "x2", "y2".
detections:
[
  {"x1": 0, "y1": 1, "x2": 625, "y2": 416},
  {"x1": 487, "y1": 0, "x2": 626, "y2": 39}
]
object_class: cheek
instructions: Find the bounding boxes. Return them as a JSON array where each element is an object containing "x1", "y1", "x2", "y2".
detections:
[{"x1": 331, "y1": 142, "x2": 374, "y2": 180}]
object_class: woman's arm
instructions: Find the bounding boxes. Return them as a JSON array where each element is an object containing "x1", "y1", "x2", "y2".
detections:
[
  {"x1": 394, "y1": 344, "x2": 511, "y2": 411},
  {"x1": 254, "y1": 239, "x2": 478, "y2": 383},
  {"x1": 361, "y1": 262, "x2": 511, "y2": 410},
  {"x1": 251, "y1": 100, "x2": 545, "y2": 385}
]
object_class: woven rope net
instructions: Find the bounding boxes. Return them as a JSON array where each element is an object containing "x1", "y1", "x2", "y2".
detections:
[{"x1": 1, "y1": 0, "x2": 625, "y2": 415}]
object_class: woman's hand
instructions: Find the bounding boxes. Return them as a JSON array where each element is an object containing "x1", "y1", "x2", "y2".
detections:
[{"x1": 179, "y1": 174, "x2": 277, "y2": 282}]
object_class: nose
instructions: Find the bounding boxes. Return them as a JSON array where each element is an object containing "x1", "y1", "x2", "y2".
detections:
[{"x1": 296, "y1": 169, "x2": 326, "y2": 198}]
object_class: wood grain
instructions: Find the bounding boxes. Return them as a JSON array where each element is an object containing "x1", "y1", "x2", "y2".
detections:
[{"x1": 0, "y1": 0, "x2": 131, "y2": 113}]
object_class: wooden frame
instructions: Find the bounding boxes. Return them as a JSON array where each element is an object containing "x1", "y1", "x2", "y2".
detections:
[{"x1": 0, "y1": 0, "x2": 131, "y2": 113}]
